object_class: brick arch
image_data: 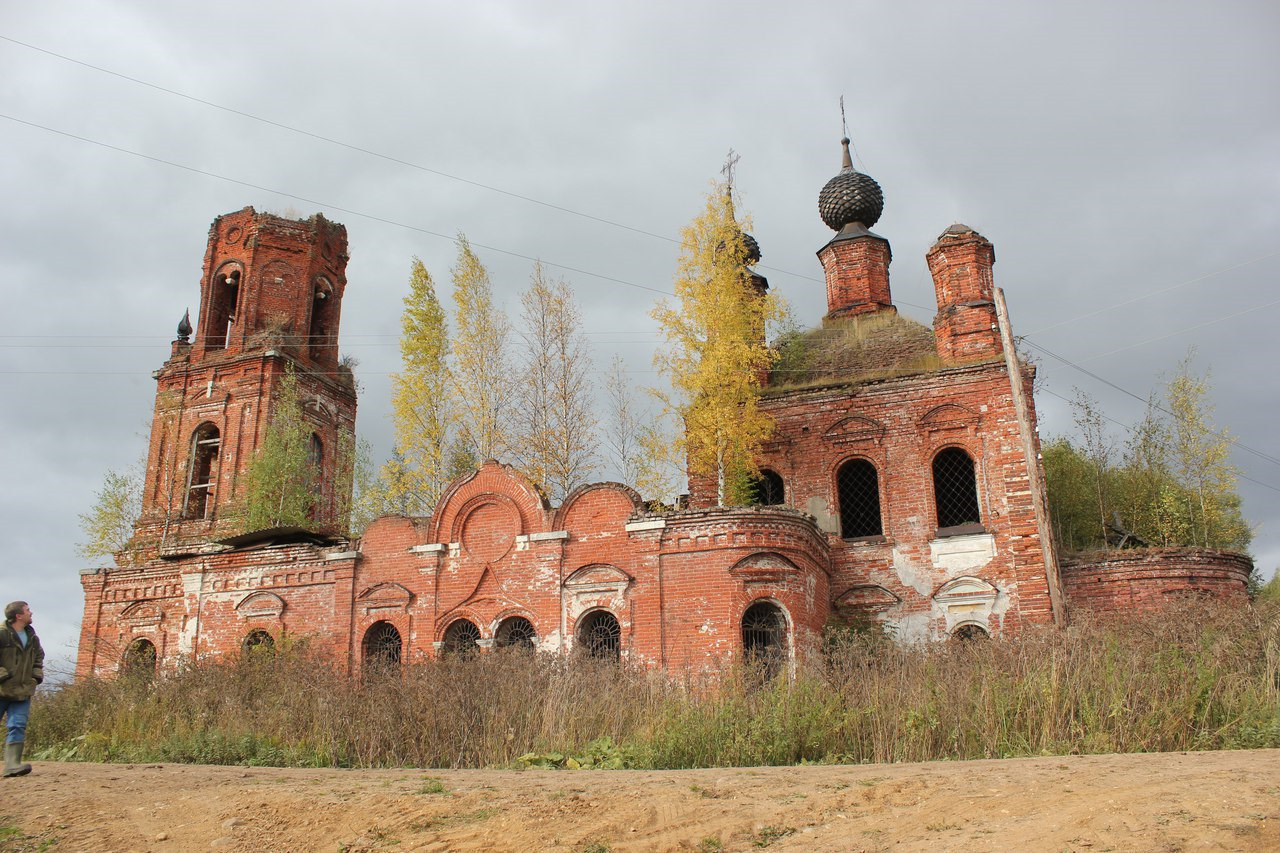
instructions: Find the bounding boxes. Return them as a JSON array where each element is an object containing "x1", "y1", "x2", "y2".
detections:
[
  {"x1": 429, "y1": 460, "x2": 550, "y2": 543},
  {"x1": 554, "y1": 482, "x2": 642, "y2": 536},
  {"x1": 835, "y1": 584, "x2": 902, "y2": 613},
  {"x1": 235, "y1": 590, "x2": 285, "y2": 619},
  {"x1": 822, "y1": 414, "x2": 887, "y2": 446},
  {"x1": 918, "y1": 403, "x2": 980, "y2": 430},
  {"x1": 434, "y1": 607, "x2": 489, "y2": 643},
  {"x1": 728, "y1": 552, "x2": 801, "y2": 585},
  {"x1": 355, "y1": 582, "x2": 413, "y2": 615}
]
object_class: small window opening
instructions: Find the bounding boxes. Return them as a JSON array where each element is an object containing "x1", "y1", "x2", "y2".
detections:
[
  {"x1": 362, "y1": 621, "x2": 402, "y2": 671},
  {"x1": 308, "y1": 278, "x2": 336, "y2": 362},
  {"x1": 952, "y1": 623, "x2": 990, "y2": 642},
  {"x1": 742, "y1": 601, "x2": 788, "y2": 676},
  {"x1": 495, "y1": 617, "x2": 537, "y2": 650},
  {"x1": 933, "y1": 447, "x2": 981, "y2": 532},
  {"x1": 837, "y1": 459, "x2": 883, "y2": 538},
  {"x1": 748, "y1": 469, "x2": 785, "y2": 506},
  {"x1": 442, "y1": 619, "x2": 482, "y2": 656},
  {"x1": 576, "y1": 610, "x2": 621, "y2": 661},
  {"x1": 206, "y1": 269, "x2": 241, "y2": 349},
  {"x1": 121, "y1": 638, "x2": 157, "y2": 679},
  {"x1": 243, "y1": 629, "x2": 275, "y2": 654},
  {"x1": 184, "y1": 423, "x2": 221, "y2": 520}
]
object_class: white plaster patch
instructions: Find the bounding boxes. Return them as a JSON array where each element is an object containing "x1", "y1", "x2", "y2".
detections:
[
  {"x1": 624, "y1": 519, "x2": 666, "y2": 533},
  {"x1": 891, "y1": 546, "x2": 935, "y2": 597},
  {"x1": 929, "y1": 533, "x2": 996, "y2": 574}
]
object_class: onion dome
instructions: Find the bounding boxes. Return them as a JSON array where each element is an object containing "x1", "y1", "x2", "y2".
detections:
[
  {"x1": 818, "y1": 137, "x2": 884, "y2": 231},
  {"x1": 177, "y1": 308, "x2": 192, "y2": 342},
  {"x1": 741, "y1": 230, "x2": 762, "y2": 265}
]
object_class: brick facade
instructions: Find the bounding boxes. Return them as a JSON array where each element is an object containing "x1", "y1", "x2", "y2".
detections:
[{"x1": 77, "y1": 169, "x2": 1252, "y2": 679}]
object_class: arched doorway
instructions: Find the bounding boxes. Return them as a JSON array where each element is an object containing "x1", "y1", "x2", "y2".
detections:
[
  {"x1": 742, "y1": 601, "x2": 788, "y2": 675},
  {"x1": 121, "y1": 638, "x2": 157, "y2": 679},
  {"x1": 575, "y1": 610, "x2": 621, "y2": 661},
  {"x1": 362, "y1": 621, "x2": 402, "y2": 670}
]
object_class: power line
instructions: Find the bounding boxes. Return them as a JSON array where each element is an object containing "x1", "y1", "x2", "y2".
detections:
[
  {"x1": 1025, "y1": 339, "x2": 1280, "y2": 470},
  {"x1": 0, "y1": 112, "x2": 673, "y2": 296},
  {"x1": 0, "y1": 33, "x2": 832, "y2": 288},
  {"x1": 1037, "y1": 385, "x2": 1280, "y2": 495}
]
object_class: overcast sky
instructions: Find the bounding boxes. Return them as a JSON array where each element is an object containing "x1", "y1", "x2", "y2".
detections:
[{"x1": 3, "y1": 1, "x2": 1278, "y2": 678}]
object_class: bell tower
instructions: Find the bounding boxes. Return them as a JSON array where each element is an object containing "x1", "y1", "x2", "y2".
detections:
[{"x1": 133, "y1": 207, "x2": 358, "y2": 554}]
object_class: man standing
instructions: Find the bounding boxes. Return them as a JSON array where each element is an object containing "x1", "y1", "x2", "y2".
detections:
[{"x1": 0, "y1": 602, "x2": 43, "y2": 777}]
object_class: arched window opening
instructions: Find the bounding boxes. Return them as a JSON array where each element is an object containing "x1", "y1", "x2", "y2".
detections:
[
  {"x1": 441, "y1": 619, "x2": 482, "y2": 656},
  {"x1": 748, "y1": 469, "x2": 785, "y2": 506},
  {"x1": 242, "y1": 629, "x2": 275, "y2": 654},
  {"x1": 495, "y1": 617, "x2": 537, "y2": 651},
  {"x1": 308, "y1": 277, "x2": 337, "y2": 362},
  {"x1": 742, "y1": 601, "x2": 788, "y2": 676},
  {"x1": 121, "y1": 638, "x2": 157, "y2": 679},
  {"x1": 206, "y1": 268, "x2": 241, "y2": 350},
  {"x1": 837, "y1": 458, "x2": 882, "y2": 538},
  {"x1": 952, "y1": 623, "x2": 990, "y2": 642},
  {"x1": 576, "y1": 610, "x2": 621, "y2": 661},
  {"x1": 362, "y1": 621, "x2": 402, "y2": 670},
  {"x1": 184, "y1": 423, "x2": 221, "y2": 520},
  {"x1": 933, "y1": 447, "x2": 981, "y2": 532}
]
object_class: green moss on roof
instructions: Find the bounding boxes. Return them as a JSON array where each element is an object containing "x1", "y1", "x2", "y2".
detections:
[{"x1": 767, "y1": 311, "x2": 943, "y2": 391}]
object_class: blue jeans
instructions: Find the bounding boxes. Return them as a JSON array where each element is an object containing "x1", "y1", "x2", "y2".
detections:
[{"x1": 0, "y1": 699, "x2": 30, "y2": 744}]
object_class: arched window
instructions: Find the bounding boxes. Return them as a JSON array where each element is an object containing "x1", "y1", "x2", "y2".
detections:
[
  {"x1": 495, "y1": 617, "x2": 537, "y2": 650},
  {"x1": 184, "y1": 423, "x2": 221, "y2": 520},
  {"x1": 837, "y1": 458, "x2": 882, "y2": 538},
  {"x1": 362, "y1": 621, "x2": 402, "y2": 670},
  {"x1": 121, "y1": 638, "x2": 157, "y2": 679},
  {"x1": 576, "y1": 610, "x2": 620, "y2": 661},
  {"x1": 242, "y1": 629, "x2": 275, "y2": 654},
  {"x1": 749, "y1": 469, "x2": 785, "y2": 506},
  {"x1": 742, "y1": 601, "x2": 788, "y2": 675},
  {"x1": 308, "y1": 277, "x2": 337, "y2": 362},
  {"x1": 206, "y1": 268, "x2": 241, "y2": 350},
  {"x1": 441, "y1": 619, "x2": 481, "y2": 656},
  {"x1": 933, "y1": 447, "x2": 981, "y2": 532},
  {"x1": 952, "y1": 623, "x2": 990, "y2": 641}
]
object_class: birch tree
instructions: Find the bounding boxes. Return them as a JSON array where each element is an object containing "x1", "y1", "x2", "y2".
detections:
[
  {"x1": 451, "y1": 236, "x2": 512, "y2": 462},
  {"x1": 604, "y1": 354, "x2": 643, "y2": 486},
  {"x1": 651, "y1": 179, "x2": 781, "y2": 506},
  {"x1": 237, "y1": 367, "x2": 321, "y2": 532},
  {"x1": 387, "y1": 257, "x2": 453, "y2": 514},
  {"x1": 512, "y1": 263, "x2": 597, "y2": 502},
  {"x1": 77, "y1": 464, "x2": 143, "y2": 560}
]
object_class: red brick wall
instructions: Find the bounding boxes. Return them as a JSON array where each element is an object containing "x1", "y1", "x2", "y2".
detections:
[
  {"x1": 818, "y1": 234, "x2": 893, "y2": 318},
  {"x1": 1062, "y1": 549, "x2": 1252, "y2": 614}
]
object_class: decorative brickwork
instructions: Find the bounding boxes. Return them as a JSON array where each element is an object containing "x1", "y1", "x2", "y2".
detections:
[{"x1": 78, "y1": 155, "x2": 1254, "y2": 679}]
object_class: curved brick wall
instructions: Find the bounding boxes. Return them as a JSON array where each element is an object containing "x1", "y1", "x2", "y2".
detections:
[{"x1": 1062, "y1": 548, "x2": 1252, "y2": 615}]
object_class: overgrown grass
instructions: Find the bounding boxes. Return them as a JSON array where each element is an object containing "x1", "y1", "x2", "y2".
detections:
[{"x1": 29, "y1": 600, "x2": 1280, "y2": 769}]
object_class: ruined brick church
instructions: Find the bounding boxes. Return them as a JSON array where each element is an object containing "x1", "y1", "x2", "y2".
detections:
[{"x1": 76, "y1": 140, "x2": 1252, "y2": 678}]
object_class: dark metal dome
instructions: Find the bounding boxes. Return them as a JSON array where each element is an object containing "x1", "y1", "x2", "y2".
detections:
[
  {"x1": 818, "y1": 138, "x2": 884, "y2": 231},
  {"x1": 177, "y1": 309, "x2": 192, "y2": 342},
  {"x1": 741, "y1": 231, "x2": 762, "y2": 265}
]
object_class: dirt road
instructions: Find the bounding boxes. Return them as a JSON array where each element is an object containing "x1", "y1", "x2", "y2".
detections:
[{"x1": 0, "y1": 750, "x2": 1277, "y2": 851}]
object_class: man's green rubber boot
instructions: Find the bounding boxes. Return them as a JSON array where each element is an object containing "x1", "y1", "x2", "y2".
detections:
[{"x1": 3, "y1": 742, "x2": 31, "y2": 777}]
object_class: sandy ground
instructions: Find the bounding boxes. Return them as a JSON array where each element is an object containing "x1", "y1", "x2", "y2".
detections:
[{"x1": 0, "y1": 750, "x2": 1276, "y2": 852}]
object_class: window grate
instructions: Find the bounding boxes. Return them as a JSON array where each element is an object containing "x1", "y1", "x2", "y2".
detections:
[
  {"x1": 933, "y1": 448, "x2": 980, "y2": 529},
  {"x1": 442, "y1": 619, "x2": 482, "y2": 656},
  {"x1": 363, "y1": 621, "x2": 402, "y2": 668},
  {"x1": 242, "y1": 629, "x2": 275, "y2": 653},
  {"x1": 742, "y1": 601, "x2": 787, "y2": 677},
  {"x1": 577, "y1": 611, "x2": 621, "y2": 660},
  {"x1": 837, "y1": 459, "x2": 882, "y2": 538},
  {"x1": 495, "y1": 617, "x2": 537, "y2": 650}
]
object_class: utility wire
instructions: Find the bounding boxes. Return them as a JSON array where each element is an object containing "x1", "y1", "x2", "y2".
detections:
[
  {"x1": 0, "y1": 33, "x2": 831, "y2": 288},
  {"x1": 1025, "y1": 339, "x2": 1280, "y2": 470},
  {"x1": 0, "y1": 112, "x2": 673, "y2": 296}
]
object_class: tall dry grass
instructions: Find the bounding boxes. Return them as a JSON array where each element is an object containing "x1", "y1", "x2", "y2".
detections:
[{"x1": 30, "y1": 600, "x2": 1280, "y2": 769}]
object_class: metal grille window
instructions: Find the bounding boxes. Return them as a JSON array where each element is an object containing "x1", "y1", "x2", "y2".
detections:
[
  {"x1": 243, "y1": 629, "x2": 275, "y2": 653},
  {"x1": 121, "y1": 638, "x2": 157, "y2": 678},
  {"x1": 749, "y1": 469, "x2": 785, "y2": 506},
  {"x1": 442, "y1": 619, "x2": 482, "y2": 656},
  {"x1": 495, "y1": 617, "x2": 537, "y2": 650},
  {"x1": 933, "y1": 447, "x2": 981, "y2": 530},
  {"x1": 362, "y1": 621, "x2": 402, "y2": 669},
  {"x1": 576, "y1": 610, "x2": 621, "y2": 661},
  {"x1": 742, "y1": 601, "x2": 787, "y2": 676},
  {"x1": 184, "y1": 423, "x2": 221, "y2": 520},
  {"x1": 837, "y1": 459, "x2": 882, "y2": 538}
]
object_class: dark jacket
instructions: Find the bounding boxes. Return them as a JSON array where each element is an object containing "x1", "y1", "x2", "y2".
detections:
[{"x1": 0, "y1": 624, "x2": 44, "y2": 701}]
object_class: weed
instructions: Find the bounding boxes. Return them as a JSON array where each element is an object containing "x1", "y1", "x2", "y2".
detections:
[
  {"x1": 752, "y1": 825, "x2": 796, "y2": 847},
  {"x1": 416, "y1": 777, "x2": 447, "y2": 795},
  {"x1": 697, "y1": 838, "x2": 724, "y2": 852}
]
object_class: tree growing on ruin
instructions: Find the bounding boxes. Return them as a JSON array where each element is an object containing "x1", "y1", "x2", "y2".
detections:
[
  {"x1": 604, "y1": 355, "x2": 644, "y2": 487},
  {"x1": 77, "y1": 463, "x2": 143, "y2": 560},
  {"x1": 511, "y1": 263, "x2": 598, "y2": 502},
  {"x1": 451, "y1": 236, "x2": 513, "y2": 462},
  {"x1": 651, "y1": 178, "x2": 782, "y2": 506},
  {"x1": 236, "y1": 367, "x2": 323, "y2": 532},
  {"x1": 386, "y1": 257, "x2": 454, "y2": 515}
]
